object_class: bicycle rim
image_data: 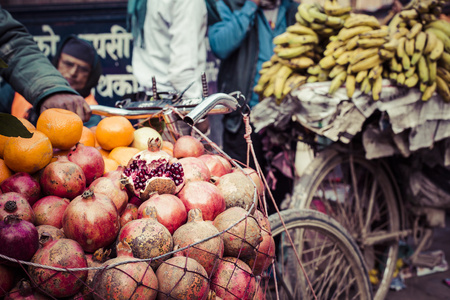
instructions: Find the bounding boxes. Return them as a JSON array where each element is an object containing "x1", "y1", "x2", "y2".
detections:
[{"x1": 267, "y1": 209, "x2": 373, "y2": 300}]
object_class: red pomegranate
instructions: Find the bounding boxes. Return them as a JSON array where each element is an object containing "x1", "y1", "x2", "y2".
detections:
[
  {"x1": 117, "y1": 207, "x2": 173, "y2": 270},
  {"x1": 177, "y1": 181, "x2": 226, "y2": 221},
  {"x1": 119, "y1": 203, "x2": 138, "y2": 227},
  {"x1": 0, "y1": 172, "x2": 41, "y2": 206},
  {"x1": 89, "y1": 176, "x2": 128, "y2": 214},
  {"x1": 198, "y1": 154, "x2": 230, "y2": 178},
  {"x1": 39, "y1": 156, "x2": 86, "y2": 200},
  {"x1": 213, "y1": 207, "x2": 262, "y2": 259},
  {"x1": 232, "y1": 167, "x2": 264, "y2": 196},
  {"x1": 172, "y1": 135, "x2": 205, "y2": 158},
  {"x1": 92, "y1": 242, "x2": 158, "y2": 300},
  {"x1": 62, "y1": 189, "x2": 120, "y2": 253},
  {"x1": 67, "y1": 143, "x2": 105, "y2": 186},
  {"x1": 36, "y1": 225, "x2": 65, "y2": 241},
  {"x1": 172, "y1": 208, "x2": 224, "y2": 275},
  {"x1": 0, "y1": 264, "x2": 15, "y2": 298},
  {"x1": 137, "y1": 193, "x2": 187, "y2": 234},
  {"x1": 4, "y1": 279, "x2": 50, "y2": 300},
  {"x1": 28, "y1": 238, "x2": 88, "y2": 298},
  {"x1": 155, "y1": 256, "x2": 209, "y2": 300},
  {"x1": 178, "y1": 156, "x2": 211, "y2": 183},
  {"x1": 32, "y1": 196, "x2": 70, "y2": 228},
  {"x1": 217, "y1": 155, "x2": 233, "y2": 173},
  {"x1": 216, "y1": 171, "x2": 257, "y2": 210},
  {"x1": 122, "y1": 137, "x2": 185, "y2": 200},
  {"x1": 81, "y1": 247, "x2": 111, "y2": 299},
  {"x1": 0, "y1": 215, "x2": 39, "y2": 263},
  {"x1": 211, "y1": 257, "x2": 256, "y2": 300},
  {"x1": 0, "y1": 192, "x2": 35, "y2": 224}
]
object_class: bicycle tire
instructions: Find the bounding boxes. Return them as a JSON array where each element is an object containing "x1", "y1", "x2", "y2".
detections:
[
  {"x1": 267, "y1": 208, "x2": 373, "y2": 300},
  {"x1": 291, "y1": 147, "x2": 399, "y2": 300}
]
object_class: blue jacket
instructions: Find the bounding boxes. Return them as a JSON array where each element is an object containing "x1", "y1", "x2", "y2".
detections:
[{"x1": 208, "y1": 0, "x2": 298, "y2": 132}]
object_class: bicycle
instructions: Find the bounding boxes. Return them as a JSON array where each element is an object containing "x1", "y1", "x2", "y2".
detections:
[{"x1": 90, "y1": 79, "x2": 374, "y2": 300}]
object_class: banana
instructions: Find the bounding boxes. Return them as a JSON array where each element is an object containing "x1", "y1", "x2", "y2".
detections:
[
  {"x1": 388, "y1": 14, "x2": 402, "y2": 31},
  {"x1": 397, "y1": 37, "x2": 407, "y2": 58},
  {"x1": 279, "y1": 56, "x2": 315, "y2": 69},
  {"x1": 332, "y1": 45, "x2": 347, "y2": 59},
  {"x1": 282, "y1": 74, "x2": 307, "y2": 97},
  {"x1": 382, "y1": 38, "x2": 399, "y2": 51},
  {"x1": 329, "y1": 64, "x2": 346, "y2": 78},
  {"x1": 426, "y1": 20, "x2": 450, "y2": 37},
  {"x1": 253, "y1": 83, "x2": 265, "y2": 94},
  {"x1": 372, "y1": 75, "x2": 383, "y2": 100},
  {"x1": 420, "y1": 82, "x2": 427, "y2": 93},
  {"x1": 402, "y1": 54, "x2": 411, "y2": 70},
  {"x1": 338, "y1": 26, "x2": 373, "y2": 41},
  {"x1": 355, "y1": 70, "x2": 368, "y2": 83},
  {"x1": 308, "y1": 4, "x2": 328, "y2": 24},
  {"x1": 261, "y1": 61, "x2": 273, "y2": 69},
  {"x1": 360, "y1": 76, "x2": 371, "y2": 94},
  {"x1": 427, "y1": 56, "x2": 437, "y2": 84},
  {"x1": 324, "y1": 40, "x2": 344, "y2": 56},
  {"x1": 257, "y1": 63, "x2": 282, "y2": 86},
  {"x1": 397, "y1": 72, "x2": 406, "y2": 85},
  {"x1": 273, "y1": 32, "x2": 318, "y2": 45},
  {"x1": 429, "y1": 38, "x2": 444, "y2": 61},
  {"x1": 295, "y1": 12, "x2": 309, "y2": 26},
  {"x1": 350, "y1": 54, "x2": 382, "y2": 73},
  {"x1": 328, "y1": 70, "x2": 347, "y2": 94},
  {"x1": 357, "y1": 38, "x2": 388, "y2": 48},
  {"x1": 437, "y1": 66, "x2": 450, "y2": 83},
  {"x1": 414, "y1": 31, "x2": 427, "y2": 54},
  {"x1": 277, "y1": 45, "x2": 315, "y2": 59},
  {"x1": 400, "y1": 9, "x2": 419, "y2": 20},
  {"x1": 418, "y1": 55, "x2": 429, "y2": 84},
  {"x1": 389, "y1": 72, "x2": 398, "y2": 81},
  {"x1": 263, "y1": 82, "x2": 275, "y2": 98},
  {"x1": 345, "y1": 35, "x2": 359, "y2": 51},
  {"x1": 405, "y1": 73, "x2": 419, "y2": 87},
  {"x1": 425, "y1": 27, "x2": 450, "y2": 53},
  {"x1": 405, "y1": 65, "x2": 416, "y2": 78},
  {"x1": 405, "y1": 38, "x2": 415, "y2": 57},
  {"x1": 273, "y1": 65, "x2": 294, "y2": 99},
  {"x1": 390, "y1": 27, "x2": 409, "y2": 40},
  {"x1": 325, "y1": 15, "x2": 345, "y2": 28},
  {"x1": 350, "y1": 47, "x2": 379, "y2": 65},
  {"x1": 344, "y1": 14, "x2": 380, "y2": 29},
  {"x1": 390, "y1": 57, "x2": 402, "y2": 73},
  {"x1": 317, "y1": 69, "x2": 330, "y2": 82},
  {"x1": 439, "y1": 51, "x2": 450, "y2": 71},
  {"x1": 286, "y1": 23, "x2": 317, "y2": 36},
  {"x1": 379, "y1": 48, "x2": 395, "y2": 59},
  {"x1": 307, "y1": 75, "x2": 318, "y2": 83},
  {"x1": 307, "y1": 64, "x2": 322, "y2": 75},
  {"x1": 319, "y1": 55, "x2": 336, "y2": 69},
  {"x1": 323, "y1": 0, "x2": 352, "y2": 16},
  {"x1": 421, "y1": 82, "x2": 437, "y2": 101},
  {"x1": 346, "y1": 74, "x2": 356, "y2": 98},
  {"x1": 298, "y1": 3, "x2": 314, "y2": 24},
  {"x1": 417, "y1": 2, "x2": 430, "y2": 14},
  {"x1": 436, "y1": 75, "x2": 450, "y2": 102},
  {"x1": 360, "y1": 28, "x2": 389, "y2": 39},
  {"x1": 424, "y1": 31, "x2": 438, "y2": 55},
  {"x1": 406, "y1": 23, "x2": 423, "y2": 40},
  {"x1": 336, "y1": 50, "x2": 354, "y2": 65},
  {"x1": 368, "y1": 64, "x2": 383, "y2": 80}
]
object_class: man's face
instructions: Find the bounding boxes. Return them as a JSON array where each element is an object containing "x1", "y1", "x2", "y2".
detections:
[{"x1": 57, "y1": 53, "x2": 91, "y2": 92}]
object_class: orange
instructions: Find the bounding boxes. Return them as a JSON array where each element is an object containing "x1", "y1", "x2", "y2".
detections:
[
  {"x1": 36, "y1": 108, "x2": 83, "y2": 150},
  {"x1": 95, "y1": 116, "x2": 135, "y2": 151},
  {"x1": 3, "y1": 130, "x2": 53, "y2": 174},
  {"x1": 97, "y1": 147, "x2": 111, "y2": 159},
  {"x1": 0, "y1": 158, "x2": 13, "y2": 184},
  {"x1": 162, "y1": 140, "x2": 174, "y2": 156},
  {"x1": 0, "y1": 117, "x2": 36, "y2": 159},
  {"x1": 90, "y1": 126, "x2": 100, "y2": 147},
  {"x1": 79, "y1": 126, "x2": 96, "y2": 147},
  {"x1": 103, "y1": 157, "x2": 120, "y2": 173},
  {"x1": 108, "y1": 146, "x2": 140, "y2": 166}
]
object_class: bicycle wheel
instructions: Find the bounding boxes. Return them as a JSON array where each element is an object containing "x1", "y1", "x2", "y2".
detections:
[
  {"x1": 267, "y1": 208, "x2": 373, "y2": 300},
  {"x1": 291, "y1": 147, "x2": 399, "y2": 300}
]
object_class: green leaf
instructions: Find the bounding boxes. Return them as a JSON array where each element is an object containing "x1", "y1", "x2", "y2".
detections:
[
  {"x1": 0, "y1": 113, "x2": 33, "y2": 138},
  {"x1": 0, "y1": 58, "x2": 8, "y2": 68}
]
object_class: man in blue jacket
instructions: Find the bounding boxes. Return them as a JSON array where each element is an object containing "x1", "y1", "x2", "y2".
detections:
[{"x1": 208, "y1": 0, "x2": 298, "y2": 212}]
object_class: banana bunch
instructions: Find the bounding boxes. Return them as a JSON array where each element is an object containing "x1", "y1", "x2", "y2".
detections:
[{"x1": 387, "y1": 0, "x2": 450, "y2": 102}]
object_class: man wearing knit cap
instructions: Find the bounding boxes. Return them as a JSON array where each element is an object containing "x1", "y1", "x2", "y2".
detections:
[{"x1": 11, "y1": 35, "x2": 103, "y2": 127}]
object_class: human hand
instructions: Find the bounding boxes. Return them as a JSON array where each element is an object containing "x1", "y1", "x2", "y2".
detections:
[{"x1": 40, "y1": 93, "x2": 92, "y2": 122}]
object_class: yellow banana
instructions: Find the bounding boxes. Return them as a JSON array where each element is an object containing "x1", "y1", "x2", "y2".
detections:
[
  {"x1": 336, "y1": 50, "x2": 354, "y2": 65},
  {"x1": 329, "y1": 64, "x2": 346, "y2": 78},
  {"x1": 295, "y1": 12, "x2": 308, "y2": 26},
  {"x1": 425, "y1": 27, "x2": 450, "y2": 53},
  {"x1": 390, "y1": 57, "x2": 401, "y2": 73},
  {"x1": 360, "y1": 28, "x2": 389, "y2": 39},
  {"x1": 426, "y1": 20, "x2": 450, "y2": 38},
  {"x1": 317, "y1": 69, "x2": 330, "y2": 82},
  {"x1": 405, "y1": 38, "x2": 415, "y2": 57},
  {"x1": 282, "y1": 73, "x2": 307, "y2": 97},
  {"x1": 325, "y1": 15, "x2": 345, "y2": 28},
  {"x1": 382, "y1": 38, "x2": 399, "y2": 51},
  {"x1": 273, "y1": 32, "x2": 318, "y2": 45},
  {"x1": 368, "y1": 64, "x2": 383, "y2": 80},
  {"x1": 319, "y1": 55, "x2": 337, "y2": 69},
  {"x1": 338, "y1": 26, "x2": 373, "y2": 41},
  {"x1": 346, "y1": 74, "x2": 356, "y2": 98},
  {"x1": 328, "y1": 70, "x2": 347, "y2": 94},
  {"x1": 261, "y1": 61, "x2": 273, "y2": 69},
  {"x1": 400, "y1": 9, "x2": 419, "y2": 20},
  {"x1": 397, "y1": 37, "x2": 407, "y2": 58},
  {"x1": 257, "y1": 63, "x2": 282, "y2": 86},
  {"x1": 390, "y1": 27, "x2": 409, "y2": 40},
  {"x1": 424, "y1": 31, "x2": 438, "y2": 55},
  {"x1": 308, "y1": 4, "x2": 328, "y2": 24},
  {"x1": 263, "y1": 82, "x2": 275, "y2": 98},
  {"x1": 402, "y1": 54, "x2": 411, "y2": 70},
  {"x1": 273, "y1": 65, "x2": 294, "y2": 99},
  {"x1": 332, "y1": 45, "x2": 347, "y2": 59},
  {"x1": 253, "y1": 83, "x2": 265, "y2": 94},
  {"x1": 414, "y1": 31, "x2": 427, "y2": 53},
  {"x1": 350, "y1": 47, "x2": 379, "y2": 65},
  {"x1": 429, "y1": 38, "x2": 444, "y2": 61},
  {"x1": 323, "y1": 0, "x2": 352, "y2": 16},
  {"x1": 357, "y1": 38, "x2": 388, "y2": 48},
  {"x1": 405, "y1": 65, "x2": 416, "y2": 78},
  {"x1": 307, "y1": 64, "x2": 322, "y2": 75},
  {"x1": 298, "y1": 3, "x2": 314, "y2": 24},
  {"x1": 389, "y1": 72, "x2": 398, "y2": 81},
  {"x1": 350, "y1": 54, "x2": 382, "y2": 73},
  {"x1": 344, "y1": 14, "x2": 380, "y2": 29},
  {"x1": 405, "y1": 73, "x2": 419, "y2": 87},
  {"x1": 427, "y1": 56, "x2": 437, "y2": 84},
  {"x1": 372, "y1": 75, "x2": 383, "y2": 100},
  {"x1": 286, "y1": 23, "x2": 317, "y2": 36},
  {"x1": 379, "y1": 48, "x2": 395, "y2": 60},
  {"x1": 397, "y1": 72, "x2": 406, "y2": 85},
  {"x1": 406, "y1": 23, "x2": 423, "y2": 40},
  {"x1": 324, "y1": 40, "x2": 344, "y2": 56},
  {"x1": 279, "y1": 56, "x2": 315, "y2": 69},
  {"x1": 355, "y1": 70, "x2": 368, "y2": 83},
  {"x1": 307, "y1": 75, "x2": 318, "y2": 83},
  {"x1": 417, "y1": 2, "x2": 430, "y2": 14},
  {"x1": 418, "y1": 55, "x2": 429, "y2": 84},
  {"x1": 421, "y1": 82, "x2": 436, "y2": 101},
  {"x1": 360, "y1": 76, "x2": 371, "y2": 94},
  {"x1": 345, "y1": 35, "x2": 359, "y2": 50},
  {"x1": 277, "y1": 44, "x2": 315, "y2": 59},
  {"x1": 436, "y1": 75, "x2": 450, "y2": 102},
  {"x1": 438, "y1": 51, "x2": 450, "y2": 71},
  {"x1": 388, "y1": 13, "x2": 402, "y2": 31},
  {"x1": 437, "y1": 66, "x2": 450, "y2": 83}
]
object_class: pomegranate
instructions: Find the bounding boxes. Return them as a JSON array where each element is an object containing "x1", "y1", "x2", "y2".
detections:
[
  {"x1": 0, "y1": 172, "x2": 41, "y2": 206},
  {"x1": 62, "y1": 189, "x2": 120, "y2": 253},
  {"x1": 172, "y1": 135, "x2": 205, "y2": 158},
  {"x1": 216, "y1": 172, "x2": 257, "y2": 211},
  {"x1": 0, "y1": 215, "x2": 39, "y2": 263},
  {"x1": 131, "y1": 126, "x2": 162, "y2": 151},
  {"x1": 178, "y1": 156, "x2": 211, "y2": 183},
  {"x1": 217, "y1": 155, "x2": 233, "y2": 174},
  {"x1": 119, "y1": 203, "x2": 138, "y2": 227},
  {"x1": 211, "y1": 257, "x2": 256, "y2": 300},
  {"x1": 122, "y1": 137, "x2": 185, "y2": 200},
  {"x1": 138, "y1": 194, "x2": 187, "y2": 234},
  {"x1": 89, "y1": 176, "x2": 128, "y2": 214},
  {"x1": 0, "y1": 192, "x2": 35, "y2": 224},
  {"x1": 213, "y1": 207, "x2": 262, "y2": 259},
  {"x1": 232, "y1": 167, "x2": 264, "y2": 196},
  {"x1": 177, "y1": 181, "x2": 226, "y2": 221},
  {"x1": 39, "y1": 156, "x2": 86, "y2": 200},
  {"x1": 81, "y1": 248, "x2": 111, "y2": 299},
  {"x1": 32, "y1": 196, "x2": 70, "y2": 228},
  {"x1": 198, "y1": 154, "x2": 230, "y2": 178},
  {"x1": 243, "y1": 211, "x2": 275, "y2": 275},
  {"x1": 172, "y1": 208, "x2": 224, "y2": 275},
  {"x1": 4, "y1": 279, "x2": 50, "y2": 300},
  {"x1": 36, "y1": 225, "x2": 65, "y2": 241},
  {"x1": 117, "y1": 207, "x2": 173, "y2": 269},
  {"x1": 92, "y1": 241, "x2": 158, "y2": 300},
  {"x1": 28, "y1": 238, "x2": 88, "y2": 298},
  {"x1": 67, "y1": 143, "x2": 105, "y2": 186},
  {"x1": 0, "y1": 264, "x2": 15, "y2": 298},
  {"x1": 155, "y1": 256, "x2": 209, "y2": 300}
]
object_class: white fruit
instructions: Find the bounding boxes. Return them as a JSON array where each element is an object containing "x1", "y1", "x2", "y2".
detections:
[{"x1": 131, "y1": 127, "x2": 163, "y2": 151}]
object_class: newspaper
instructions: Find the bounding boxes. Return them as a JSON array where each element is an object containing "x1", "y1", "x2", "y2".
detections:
[{"x1": 251, "y1": 80, "x2": 450, "y2": 164}]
